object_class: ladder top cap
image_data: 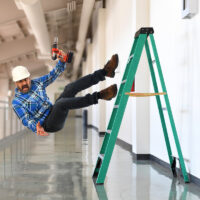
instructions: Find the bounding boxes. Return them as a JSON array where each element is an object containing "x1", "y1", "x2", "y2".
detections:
[{"x1": 135, "y1": 27, "x2": 154, "y2": 38}]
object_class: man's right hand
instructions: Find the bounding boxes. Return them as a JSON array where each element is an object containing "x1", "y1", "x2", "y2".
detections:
[
  {"x1": 36, "y1": 122, "x2": 49, "y2": 136},
  {"x1": 57, "y1": 49, "x2": 73, "y2": 63}
]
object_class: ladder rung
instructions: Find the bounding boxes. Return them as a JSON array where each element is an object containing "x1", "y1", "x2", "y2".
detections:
[
  {"x1": 121, "y1": 80, "x2": 127, "y2": 84},
  {"x1": 107, "y1": 129, "x2": 111, "y2": 134},
  {"x1": 114, "y1": 105, "x2": 119, "y2": 109},
  {"x1": 162, "y1": 107, "x2": 167, "y2": 110},
  {"x1": 128, "y1": 54, "x2": 134, "y2": 63},
  {"x1": 99, "y1": 154, "x2": 104, "y2": 160},
  {"x1": 152, "y1": 60, "x2": 156, "y2": 64},
  {"x1": 172, "y1": 155, "x2": 190, "y2": 163}
]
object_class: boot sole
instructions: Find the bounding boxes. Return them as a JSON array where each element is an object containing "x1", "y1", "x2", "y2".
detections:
[
  {"x1": 107, "y1": 54, "x2": 119, "y2": 78},
  {"x1": 110, "y1": 54, "x2": 119, "y2": 77},
  {"x1": 108, "y1": 84, "x2": 118, "y2": 100}
]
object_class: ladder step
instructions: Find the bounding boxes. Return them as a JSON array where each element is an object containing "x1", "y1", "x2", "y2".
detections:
[
  {"x1": 172, "y1": 155, "x2": 190, "y2": 163},
  {"x1": 114, "y1": 105, "x2": 119, "y2": 109},
  {"x1": 128, "y1": 54, "x2": 134, "y2": 63},
  {"x1": 121, "y1": 80, "x2": 127, "y2": 84},
  {"x1": 99, "y1": 154, "x2": 104, "y2": 160},
  {"x1": 107, "y1": 129, "x2": 111, "y2": 134}
]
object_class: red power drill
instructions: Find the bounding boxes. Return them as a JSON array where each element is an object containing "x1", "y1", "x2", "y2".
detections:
[{"x1": 51, "y1": 37, "x2": 73, "y2": 63}]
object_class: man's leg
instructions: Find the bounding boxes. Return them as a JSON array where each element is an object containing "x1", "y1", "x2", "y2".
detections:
[
  {"x1": 43, "y1": 84, "x2": 118, "y2": 132},
  {"x1": 43, "y1": 92, "x2": 98, "y2": 132},
  {"x1": 58, "y1": 54, "x2": 119, "y2": 99},
  {"x1": 58, "y1": 69, "x2": 105, "y2": 99}
]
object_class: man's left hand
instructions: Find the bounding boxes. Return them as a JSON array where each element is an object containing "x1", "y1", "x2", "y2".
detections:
[{"x1": 36, "y1": 122, "x2": 49, "y2": 136}]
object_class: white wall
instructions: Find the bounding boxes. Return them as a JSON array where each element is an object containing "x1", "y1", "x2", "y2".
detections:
[
  {"x1": 46, "y1": 74, "x2": 69, "y2": 103},
  {"x1": 150, "y1": 0, "x2": 200, "y2": 178},
  {"x1": 134, "y1": 0, "x2": 150, "y2": 154},
  {"x1": 87, "y1": 0, "x2": 151, "y2": 148},
  {"x1": 82, "y1": 41, "x2": 94, "y2": 125},
  {"x1": 84, "y1": 0, "x2": 200, "y2": 179},
  {"x1": 104, "y1": 0, "x2": 136, "y2": 145}
]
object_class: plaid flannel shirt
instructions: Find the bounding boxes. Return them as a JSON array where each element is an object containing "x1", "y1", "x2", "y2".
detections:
[{"x1": 12, "y1": 60, "x2": 66, "y2": 134}]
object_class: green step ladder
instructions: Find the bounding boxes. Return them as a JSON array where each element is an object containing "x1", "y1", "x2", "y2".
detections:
[{"x1": 92, "y1": 27, "x2": 190, "y2": 184}]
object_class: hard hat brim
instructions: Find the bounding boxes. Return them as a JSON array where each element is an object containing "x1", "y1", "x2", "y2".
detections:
[{"x1": 13, "y1": 73, "x2": 30, "y2": 82}]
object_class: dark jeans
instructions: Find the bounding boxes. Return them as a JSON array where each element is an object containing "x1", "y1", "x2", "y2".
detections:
[{"x1": 43, "y1": 69, "x2": 105, "y2": 132}]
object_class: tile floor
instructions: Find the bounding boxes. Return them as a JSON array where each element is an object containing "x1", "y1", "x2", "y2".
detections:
[{"x1": 0, "y1": 116, "x2": 200, "y2": 200}]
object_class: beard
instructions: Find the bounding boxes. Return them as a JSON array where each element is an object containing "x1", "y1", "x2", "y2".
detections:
[{"x1": 19, "y1": 85, "x2": 30, "y2": 93}]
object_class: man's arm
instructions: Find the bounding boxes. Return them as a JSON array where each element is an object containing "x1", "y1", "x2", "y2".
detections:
[
  {"x1": 12, "y1": 102, "x2": 38, "y2": 133},
  {"x1": 13, "y1": 102, "x2": 49, "y2": 136},
  {"x1": 34, "y1": 60, "x2": 66, "y2": 88}
]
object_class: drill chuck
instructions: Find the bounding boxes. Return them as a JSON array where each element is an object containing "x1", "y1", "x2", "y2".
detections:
[{"x1": 52, "y1": 37, "x2": 58, "y2": 60}]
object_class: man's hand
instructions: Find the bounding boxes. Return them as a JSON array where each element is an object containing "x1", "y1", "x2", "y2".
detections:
[
  {"x1": 57, "y1": 49, "x2": 73, "y2": 63},
  {"x1": 58, "y1": 50, "x2": 66, "y2": 63},
  {"x1": 36, "y1": 122, "x2": 49, "y2": 136}
]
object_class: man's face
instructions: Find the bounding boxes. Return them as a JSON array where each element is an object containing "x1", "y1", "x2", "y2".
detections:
[{"x1": 15, "y1": 77, "x2": 31, "y2": 93}]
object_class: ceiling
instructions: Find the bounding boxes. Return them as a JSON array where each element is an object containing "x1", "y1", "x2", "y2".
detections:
[{"x1": 0, "y1": 0, "x2": 100, "y2": 80}]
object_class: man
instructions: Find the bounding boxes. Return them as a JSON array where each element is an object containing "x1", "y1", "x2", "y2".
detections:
[{"x1": 12, "y1": 50, "x2": 119, "y2": 136}]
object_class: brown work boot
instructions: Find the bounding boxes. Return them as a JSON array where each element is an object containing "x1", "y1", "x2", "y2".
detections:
[
  {"x1": 99, "y1": 84, "x2": 118, "y2": 100},
  {"x1": 103, "y1": 54, "x2": 119, "y2": 78}
]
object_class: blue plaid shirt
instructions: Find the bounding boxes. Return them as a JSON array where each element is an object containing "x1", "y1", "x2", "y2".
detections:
[{"x1": 12, "y1": 61, "x2": 66, "y2": 134}]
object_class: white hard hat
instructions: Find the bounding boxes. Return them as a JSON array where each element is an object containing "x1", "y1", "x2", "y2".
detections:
[{"x1": 12, "y1": 66, "x2": 30, "y2": 82}]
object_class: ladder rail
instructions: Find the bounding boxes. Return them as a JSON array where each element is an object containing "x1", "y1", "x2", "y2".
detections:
[
  {"x1": 98, "y1": 37, "x2": 139, "y2": 155},
  {"x1": 145, "y1": 39, "x2": 173, "y2": 165},
  {"x1": 149, "y1": 34, "x2": 189, "y2": 182},
  {"x1": 95, "y1": 34, "x2": 148, "y2": 184}
]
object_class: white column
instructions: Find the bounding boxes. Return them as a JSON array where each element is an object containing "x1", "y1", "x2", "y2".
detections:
[
  {"x1": 0, "y1": 78, "x2": 9, "y2": 139},
  {"x1": 132, "y1": 0, "x2": 150, "y2": 154},
  {"x1": 97, "y1": 9, "x2": 106, "y2": 133},
  {"x1": 83, "y1": 42, "x2": 93, "y2": 125}
]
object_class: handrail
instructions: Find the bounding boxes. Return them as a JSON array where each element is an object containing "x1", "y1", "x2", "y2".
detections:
[
  {"x1": 0, "y1": 100, "x2": 8, "y2": 104},
  {"x1": 0, "y1": 103, "x2": 24, "y2": 139}
]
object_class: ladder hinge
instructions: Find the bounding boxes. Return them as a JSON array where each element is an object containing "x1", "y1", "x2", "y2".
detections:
[
  {"x1": 134, "y1": 27, "x2": 154, "y2": 38},
  {"x1": 114, "y1": 105, "x2": 119, "y2": 109}
]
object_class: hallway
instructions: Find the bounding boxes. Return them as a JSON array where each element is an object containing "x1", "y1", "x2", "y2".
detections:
[{"x1": 0, "y1": 116, "x2": 200, "y2": 200}]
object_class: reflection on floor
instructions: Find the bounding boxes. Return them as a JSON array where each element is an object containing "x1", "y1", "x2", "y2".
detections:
[{"x1": 0, "y1": 116, "x2": 200, "y2": 200}]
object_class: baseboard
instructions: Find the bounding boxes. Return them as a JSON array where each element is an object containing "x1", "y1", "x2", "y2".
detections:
[
  {"x1": 189, "y1": 174, "x2": 200, "y2": 186},
  {"x1": 149, "y1": 154, "x2": 171, "y2": 169},
  {"x1": 75, "y1": 115, "x2": 82, "y2": 118},
  {"x1": 132, "y1": 152, "x2": 151, "y2": 160},
  {"x1": 116, "y1": 138, "x2": 200, "y2": 186},
  {"x1": 85, "y1": 122, "x2": 200, "y2": 186},
  {"x1": 85, "y1": 124, "x2": 105, "y2": 137},
  {"x1": 116, "y1": 138, "x2": 132, "y2": 152},
  {"x1": 99, "y1": 132, "x2": 106, "y2": 137},
  {"x1": 87, "y1": 124, "x2": 99, "y2": 132}
]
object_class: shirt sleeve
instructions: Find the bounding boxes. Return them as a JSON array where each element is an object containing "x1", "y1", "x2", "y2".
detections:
[
  {"x1": 34, "y1": 60, "x2": 66, "y2": 88},
  {"x1": 12, "y1": 102, "x2": 37, "y2": 134}
]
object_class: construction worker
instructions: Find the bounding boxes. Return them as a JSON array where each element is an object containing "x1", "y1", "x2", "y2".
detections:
[{"x1": 12, "y1": 51, "x2": 118, "y2": 136}]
